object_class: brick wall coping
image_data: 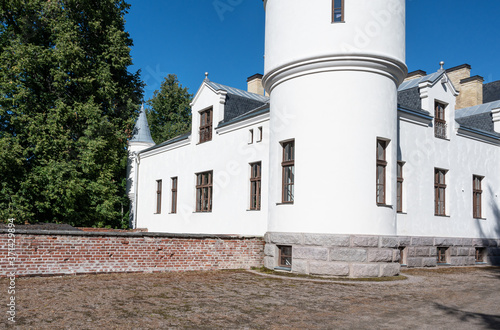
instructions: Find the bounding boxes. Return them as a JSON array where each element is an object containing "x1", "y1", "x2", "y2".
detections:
[{"x1": 0, "y1": 229, "x2": 263, "y2": 240}]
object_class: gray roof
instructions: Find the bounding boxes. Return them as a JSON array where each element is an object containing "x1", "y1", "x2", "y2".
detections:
[
  {"x1": 205, "y1": 81, "x2": 269, "y2": 103},
  {"x1": 455, "y1": 100, "x2": 500, "y2": 119},
  {"x1": 140, "y1": 132, "x2": 190, "y2": 154},
  {"x1": 398, "y1": 87, "x2": 422, "y2": 111},
  {"x1": 483, "y1": 80, "x2": 500, "y2": 104},
  {"x1": 130, "y1": 104, "x2": 155, "y2": 144},
  {"x1": 455, "y1": 112, "x2": 498, "y2": 135},
  {"x1": 398, "y1": 70, "x2": 445, "y2": 91},
  {"x1": 217, "y1": 102, "x2": 270, "y2": 129}
]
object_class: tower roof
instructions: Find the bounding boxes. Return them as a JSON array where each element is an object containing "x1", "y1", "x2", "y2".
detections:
[{"x1": 130, "y1": 104, "x2": 155, "y2": 145}]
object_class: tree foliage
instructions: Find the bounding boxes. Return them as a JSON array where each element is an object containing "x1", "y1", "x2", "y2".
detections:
[
  {"x1": 0, "y1": 0, "x2": 143, "y2": 227},
  {"x1": 146, "y1": 74, "x2": 192, "y2": 144}
]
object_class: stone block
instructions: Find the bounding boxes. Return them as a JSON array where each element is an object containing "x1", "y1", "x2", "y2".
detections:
[
  {"x1": 460, "y1": 238, "x2": 473, "y2": 246},
  {"x1": 309, "y1": 261, "x2": 349, "y2": 276},
  {"x1": 434, "y1": 237, "x2": 461, "y2": 246},
  {"x1": 329, "y1": 248, "x2": 367, "y2": 262},
  {"x1": 457, "y1": 247, "x2": 470, "y2": 256},
  {"x1": 264, "y1": 256, "x2": 275, "y2": 269},
  {"x1": 487, "y1": 240, "x2": 498, "y2": 247},
  {"x1": 303, "y1": 234, "x2": 350, "y2": 247},
  {"x1": 380, "y1": 263, "x2": 400, "y2": 277},
  {"x1": 264, "y1": 244, "x2": 276, "y2": 257},
  {"x1": 429, "y1": 248, "x2": 438, "y2": 257},
  {"x1": 407, "y1": 247, "x2": 416, "y2": 257},
  {"x1": 422, "y1": 257, "x2": 437, "y2": 267},
  {"x1": 351, "y1": 264, "x2": 380, "y2": 278},
  {"x1": 468, "y1": 248, "x2": 476, "y2": 256},
  {"x1": 411, "y1": 237, "x2": 434, "y2": 246},
  {"x1": 450, "y1": 257, "x2": 466, "y2": 266},
  {"x1": 406, "y1": 257, "x2": 423, "y2": 268},
  {"x1": 415, "y1": 247, "x2": 430, "y2": 257},
  {"x1": 352, "y1": 236, "x2": 379, "y2": 247},
  {"x1": 263, "y1": 232, "x2": 271, "y2": 243},
  {"x1": 367, "y1": 249, "x2": 393, "y2": 262},
  {"x1": 269, "y1": 232, "x2": 303, "y2": 245},
  {"x1": 449, "y1": 247, "x2": 458, "y2": 256},
  {"x1": 392, "y1": 249, "x2": 401, "y2": 263},
  {"x1": 379, "y1": 236, "x2": 398, "y2": 248},
  {"x1": 472, "y1": 238, "x2": 489, "y2": 247},
  {"x1": 293, "y1": 247, "x2": 328, "y2": 261},
  {"x1": 488, "y1": 256, "x2": 500, "y2": 266},
  {"x1": 464, "y1": 257, "x2": 476, "y2": 266},
  {"x1": 487, "y1": 247, "x2": 500, "y2": 256},
  {"x1": 397, "y1": 236, "x2": 412, "y2": 247},
  {"x1": 291, "y1": 259, "x2": 308, "y2": 274}
]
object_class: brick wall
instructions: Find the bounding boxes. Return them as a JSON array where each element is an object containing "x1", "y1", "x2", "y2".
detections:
[{"x1": 0, "y1": 231, "x2": 264, "y2": 277}]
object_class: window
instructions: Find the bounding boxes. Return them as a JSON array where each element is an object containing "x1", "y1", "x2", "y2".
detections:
[
  {"x1": 171, "y1": 177, "x2": 178, "y2": 214},
  {"x1": 437, "y1": 247, "x2": 449, "y2": 264},
  {"x1": 155, "y1": 180, "x2": 162, "y2": 214},
  {"x1": 376, "y1": 139, "x2": 389, "y2": 205},
  {"x1": 257, "y1": 127, "x2": 263, "y2": 142},
  {"x1": 278, "y1": 245, "x2": 292, "y2": 269},
  {"x1": 434, "y1": 168, "x2": 447, "y2": 216},
  {"x1": 281, "y1": 140, "x2": 295, "y2": 203},
  {"x1": 473, "y1": 175, "x2": 483, "y2": 219},
  {"x1": 196, "y1": 171, "x2": 213, "y2": 212},
  {"x1": 249, "y1": 129, "x2": 254, "y2": 144},
  {"x1": 332, "y1": 0, "x2": 344, "y2": 22},
  {"x1": 434, "y1": 101, "x2": 447, "y2": 139},
  {"x1": 475, "y1": 248, "x2": 486, "y2": 263},
  {"x1": 397, "y1": 161, "x2": 404, "y2": 212},
  {"x1": 199, "y1": 108, "x2": 213, "y2": 143},
  {"x1": 250, "y1": 162, "x2": 261, "y2": 210},
  {"x1": 399, "y1": 247, "x2": 407, "y2": 266}
]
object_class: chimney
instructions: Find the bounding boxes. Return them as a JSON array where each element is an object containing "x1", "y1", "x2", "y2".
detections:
[
  {"x1": 404, "y1": 70, "x2": 427, "y2": 82},
  {"x1": 457, "y1": 75, "x2": 484, "y2": 109},
  {"x1": 492, "y1": 108, "x2": 500, "y2": 133},
  {"x1": 446, "y1": 64, "x2": 471, "y2": 91},
  {"x1": 247, "y1": 74, "x2": 266, "y2": 96}
]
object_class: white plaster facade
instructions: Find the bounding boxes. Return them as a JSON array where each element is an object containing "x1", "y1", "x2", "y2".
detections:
[{"x1": 127, "y1": 0, "x2": 500, "y2": 274}]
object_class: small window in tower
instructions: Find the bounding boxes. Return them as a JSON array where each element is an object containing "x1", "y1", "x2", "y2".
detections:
[{"x1": 332, "y1": 0, "x2": 344, "y2": 23}]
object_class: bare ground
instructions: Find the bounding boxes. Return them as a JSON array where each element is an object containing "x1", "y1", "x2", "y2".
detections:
[{"x1": 1, "y1": 267, "x2": 500, "y2": 329}]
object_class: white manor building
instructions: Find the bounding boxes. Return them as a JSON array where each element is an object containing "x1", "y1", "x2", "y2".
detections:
[{"x1": 127, "y1": 0, "x2": 500, "y2": 277}]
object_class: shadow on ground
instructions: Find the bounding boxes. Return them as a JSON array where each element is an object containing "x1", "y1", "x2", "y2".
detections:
[{"x1": 434, "y1": 303, "x2": 500, "y2": 329}]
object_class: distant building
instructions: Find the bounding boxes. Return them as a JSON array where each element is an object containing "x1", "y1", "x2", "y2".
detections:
[{"x1": 127, "y1": 0, "x2": 500, "y2": 277}]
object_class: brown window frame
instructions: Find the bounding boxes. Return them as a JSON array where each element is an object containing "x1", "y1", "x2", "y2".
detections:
[
  {"x1": 475, "y1": 247, "x2": 486, "y2": 263},
  {"x1": 473, "y1": 175, "x2": 483, "y2": 219},
  {"x1": 199, "y1": 107, "x2": 213, "y2": 143},
  {"x1": 399, "y1": 247, "x2": 407, "y2": 266},
  {"x1": 196, "y1": 171, "x2": 213, "y2": 212},
  {"x1": 257, "y1": 127, "x2": 263, "y2": 142},
  {"x1": 155, "y1": 180, "x2": 162, "y2": 214},
  {"x1": 437, "y1": 247, "x2": 449, "y2": 264},
  {"x1": 281, "y1": 140, "x2": 295, "y2": 204},
  {"x1": 171, "y1": 177, "x2": 178, "y2": 214},
  {"x1": 376, "y1": 139, "x2": 389, "y2": 205},
  {"x1": 250, "y1": 162, "x2": 262, "y2": 210},
  {"x1": 434, "y1": 168, "x2": 447, "y2": 216},
  {"x1": 278, "y1": 245, "x2": 292, "y2": 269},
  {"x1": 332, "y1": 0, "x2": 345, "y2": 23},
  {"x1": 434, "y1": 101, "x2": 447, "y2": 139},
  {"x1": 397, "y1": 161, "x2": 404, "y2": 212}
]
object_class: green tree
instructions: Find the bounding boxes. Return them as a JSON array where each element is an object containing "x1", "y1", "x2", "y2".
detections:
[
  {"x1": 146, "y1": 74, "x2": 192, "y2": 144},
  {"x1": 0, "y1": 0, "x2": 143, "y2": 227}
]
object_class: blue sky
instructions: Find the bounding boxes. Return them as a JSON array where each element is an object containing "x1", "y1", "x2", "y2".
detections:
[{"x1": 125, "y1": 0, "x2": 500, "y2": 101}]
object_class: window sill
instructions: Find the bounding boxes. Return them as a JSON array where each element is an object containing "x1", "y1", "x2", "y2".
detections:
[
  {"x1": 377, "y1": 204, "x2": 393, "y2": 209},
  {"x1": 331, "y1": 21, "x2": 346, "y2": 24},
  {"x1": 276, "y1": 202, "x2": 294, "y2": 206},
  {"x1": 474, "y1": 217, "x2": 487, "y2": 221},
  {"x1": 397, "y1": 211, "x2": 407, "y2": 214},
  {"x1": 168, "y1": 213, "x2": 177, "y2": 215},
  {"x1": 193, "y1": 211, "x2": 212, "y2": 213},
  {"x1": 475, "y1": 262, "x2": 488, "y2": 265},
  {"x1": 434, "y1": 215, "x2": 450, "y2": 218},
  {"x1": 434, "y1": 136, "x2": 450, "y2": 141},
  {"x1": 196, "y1": 140, "x2": 212, "y2": 145},
  {"x1": 247, "y1": 209, "x2": 261, "y2": 212}
]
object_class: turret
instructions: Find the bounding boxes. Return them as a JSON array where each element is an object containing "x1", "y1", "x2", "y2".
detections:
[{"x1": 127, "y1": 104, "x2": 155, "y2": 228}]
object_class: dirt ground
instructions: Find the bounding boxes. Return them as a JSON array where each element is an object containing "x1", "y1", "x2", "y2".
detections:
[{"x1": 1, "y1": 267, "x2": 499, "y2": 329}]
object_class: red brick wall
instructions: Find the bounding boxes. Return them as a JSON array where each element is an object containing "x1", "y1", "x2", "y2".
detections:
[{"x1": 0, "y1": 232, "x2": 264, "y2": 277}]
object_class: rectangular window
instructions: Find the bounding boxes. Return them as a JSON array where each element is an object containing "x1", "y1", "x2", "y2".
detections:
[
  {"x1": 249, "y1": 129, "x2": 254, "y2": 144},
  {"x1": 155, "y1": 180, "x2": 162, "y2": 214},
  {"x1": 250, "y1": 162, "x2": 262, "y2": 210},
  {"x1": 278, "y1": 245, "x2": 292, "y2": 269},
  {"x1": 196, "y1": 171, "x2": 213, "y2": 212},
  {"x1": 475, "y1": 248, "x2": 486, "y2": 263},
  {"x1": 397, "y1": 161, "x2": 404, "y2": 212},
  {"x1": 399, "y1": 247, "x2": 407, "y2": 266},
  {"x1": 281, "y1": 140, "x2": 295, "y2": 203},
  {"x1": 434, "y1": 101, "x2": 447, "y2": 139},
  {"x1": 376, "y1": 139, "x2": 388, "y2": 205},
  {"x1": 199, "y1": 108, "x2": 213, "y2": 143},
  {"x1": 257, "y1": 127, "x2": 263, "y2": 142},
  {"x1": 473, "y1": 175, "x2": 483, "y2": 219},
  {"x1": 437, "y1": 247, "x2": 449, "y2": 264},
  {"x1": 434, "y1": 168, "x2": 447, "y2": 216},
  {"x1": 171, "y1": 177, "x2": 178, "y2": 214},
  {"x1": 332, "y1": 0, "x2": 344, "y2": 22}
]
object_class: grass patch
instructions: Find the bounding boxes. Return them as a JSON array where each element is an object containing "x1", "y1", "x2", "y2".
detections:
[{"x1": 251, "y1": 267, "x2": 407, "y2": 282}]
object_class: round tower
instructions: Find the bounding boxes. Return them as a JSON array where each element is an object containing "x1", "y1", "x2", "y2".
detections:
[{"x1": 263, "y1": 0, "x2": 407, "y2": 276}]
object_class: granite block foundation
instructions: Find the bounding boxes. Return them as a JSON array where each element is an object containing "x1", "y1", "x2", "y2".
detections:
[{"x1": 265, "y1": 232, "x2": 500, "y2": 278}]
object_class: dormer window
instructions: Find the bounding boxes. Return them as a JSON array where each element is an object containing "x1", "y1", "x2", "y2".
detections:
[
  {"x1": 332, "y1": 0, "x2": 344, "y2": 23},
  {"x1": 434, "y1": 101, "x2": 447, "y2": 139},
  {"x1": 199, "y1": 107, "x2": 212, "y2": 143}
]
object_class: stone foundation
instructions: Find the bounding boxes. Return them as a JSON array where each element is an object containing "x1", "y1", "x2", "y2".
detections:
[{"x1": 264, "y1": 232, "x2": 500, "y2": 278}]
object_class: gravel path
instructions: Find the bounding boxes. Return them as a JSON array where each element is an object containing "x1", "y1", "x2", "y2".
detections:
[{"x1": 1, "y1": 267, "x2": 499, "y2": 329}]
